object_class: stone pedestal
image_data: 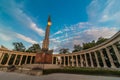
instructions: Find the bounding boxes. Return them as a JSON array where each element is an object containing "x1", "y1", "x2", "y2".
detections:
[{"x1": 35, "y1": 53, "x2": 52, "y2": 64}]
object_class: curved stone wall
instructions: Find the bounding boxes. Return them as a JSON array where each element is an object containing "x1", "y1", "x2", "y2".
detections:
[{"x1": 52, "y1": 31, "x2": 120, "y2": 68}]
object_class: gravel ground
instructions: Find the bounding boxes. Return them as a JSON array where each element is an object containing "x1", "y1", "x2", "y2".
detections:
[{"x1": 0, "y1": 71, "x2": 120, "y2": 80}]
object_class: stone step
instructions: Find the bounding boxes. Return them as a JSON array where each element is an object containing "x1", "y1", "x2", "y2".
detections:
[{"x1": 21, "y1": 64, "x2": 61, "y2": 69}]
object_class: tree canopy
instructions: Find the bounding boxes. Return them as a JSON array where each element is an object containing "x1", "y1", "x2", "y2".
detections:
[
  {"x1": 72, "y1": 37, "x2": 108, "y2": 52},
  {"x1": 26, "y1": 44, "x2": 41, "y2": 53},
  {"x1": 12, "y1": 42, "x2": 41, "y2": 53},
  {"x1": 59, "y1": 48, "x2": 69, "y2": 54},
  {"x1": 12, "y1": 42, "x2": 26, "y2": 52},
  {"x1": 72, "y1": 44, "x2": 82, "y2": 52}
]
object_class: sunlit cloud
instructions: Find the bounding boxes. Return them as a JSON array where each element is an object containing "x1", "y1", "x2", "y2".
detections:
[
  {"x1": 87, "y1": 0, "x2": 120, "y2": 28},
  {"x1": 0, "y1": 33, "x2": 12, "y2": 41},
  {"x1": 0, "y1": 0, "x2": 45, "y2": 36},
  {"x1": 0, "y1": 27, "x2": 37, "y2": 44},
  {"x1": 16, "y1": 33, "x2": 38, "y2": 44}
]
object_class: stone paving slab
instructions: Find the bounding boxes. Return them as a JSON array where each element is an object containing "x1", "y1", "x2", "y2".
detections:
[{"x1": 0, "y1": 71, "x2": 120, "y2": 80}]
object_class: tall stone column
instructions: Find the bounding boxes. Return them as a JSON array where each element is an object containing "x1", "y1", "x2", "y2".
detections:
[
  {"x1": 19, "y1": 55, "x2": 23, "y2": 65},
  {"x1": 42, "y1": 16, "x2": 51, "y2": 50},
  {"x1": 99, "y1": 50, "x2": 107, "y2": 68},
  {"x1": 5, "y1": 53, "x2": 12, "y2": 66},
  {"x1": 94, "y1": 52, "x2": 100, "y2": 68},
  {"x1": 13, "y1": 54, "x2": 17, "y2": 65},
  {"x1": 68, "y1": 56, "x2": 70, "y2": 66},
  {"x1": 80, "y1": 54, "x2": 83, "y2": 67},
  {"x1": 84, "y1": 54, "x2": 88, "y2": 67},
  {"x1": 25, "y1": 56, "x2": 28, "y2": 64},
  {"x1": 112, "y1": 44, "x2": 120, "y2": 64},
  {"x1": 89, "y1": 53, "x2": 94, "y2": 67},
  {"x1": 105, "y1": 48, "x2": 116, "y2": 68},
  {"x1": 0, "y1": 53, "x2": 5, "y2": 64},
  {"x1": 76, "y1": 55, "x2": 79, "y2": 67}
]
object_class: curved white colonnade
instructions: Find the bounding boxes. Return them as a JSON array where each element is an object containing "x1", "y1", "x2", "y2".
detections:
[
  {"x1": 52, "y1": 31, "x2": 120, "y2": 69},
  {"x1": 0, "y1": 48, "x2": 36, "y2": 66}
]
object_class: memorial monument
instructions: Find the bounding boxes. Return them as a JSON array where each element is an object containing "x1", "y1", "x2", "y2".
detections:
[
  {"x1": 21, "y1": 16, "x2": 60, "y2": 70},
  {"x1": 35, "y1": 16, "x2": 53, "y2": 64}
]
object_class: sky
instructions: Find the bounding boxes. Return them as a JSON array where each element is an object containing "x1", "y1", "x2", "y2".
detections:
[{"x1": 0, "y1": 0, "x2": 120, "y2": 54}]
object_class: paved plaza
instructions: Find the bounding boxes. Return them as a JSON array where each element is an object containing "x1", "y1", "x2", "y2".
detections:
[{"x1": 0, "y1": 71, "x2": 120, "y2": 80}]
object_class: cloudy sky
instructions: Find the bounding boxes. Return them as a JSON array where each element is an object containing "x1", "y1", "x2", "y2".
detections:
[{"x1": 0, "y1": 0, "x2": 120, "y2": 54}]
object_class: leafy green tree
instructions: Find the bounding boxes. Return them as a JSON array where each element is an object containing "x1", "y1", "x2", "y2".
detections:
[
  {"x1": 96, "y1": 37, "x2": 108, "y2": 45},
  {"x1": 59, "y1": 48, "x2": 69, "y2": 54},
  {"x1": 72, "y1": 44, "x2": 82, "y2": 52},
  {"x1": 82, "y1": 40, "x2": 96, "y2": 50},
  {"x1": 12, "y1": 42, "x2": 26, "y2": 52},
  {"x1": 26, "y1": 44, "x2": 41, "y2": 53}
]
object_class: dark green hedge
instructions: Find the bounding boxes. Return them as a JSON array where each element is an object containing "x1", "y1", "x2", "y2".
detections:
[{"x1": 43, "y1": 67, "x2": 120, "y2": 76}]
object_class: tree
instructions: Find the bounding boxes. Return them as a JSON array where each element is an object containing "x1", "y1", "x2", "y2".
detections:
[
  {"x1": 26, "y1": 44, "x2": 41, "y2": 53},
  {"x1": 82, "y1": 40, "x2": 96, "y2": 50},
  {"x1": 72, "y1": 44, "x2": 82, "y2": 52},
  {"x1": 96, "y1": 37, "x2": 108, "y2": 45},
  {"x1": 12, "y1": 42, "x2": 26, "y2": 52},
  {"x1": 59, "y1": 48, "x2": 69, "y2": 54}
]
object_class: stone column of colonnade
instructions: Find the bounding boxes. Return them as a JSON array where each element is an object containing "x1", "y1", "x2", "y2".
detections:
[
  {"x1": 105, "y1": 47, "x2": 116, "y2": 68},
  {"x1": 94, "y1": 52, "x2": 100, "y2": 67},
  {"x1": 63, "y1": 56, "x2": 66, "y2": 66},
  {"x1": 99, "y1": 50, "x2": 107, "y2": 68},
  {"x1": 5, "y1": 53, "x2": 12, "y2": 66},
  {"x1": 76, "y1": 55, "x2": 79, "y2": 67},
  {"x1": 56, "y1": 57, "x2": 58, "y2": 65},
  {"x1": 25, "y1": 56, "x2": 28, "y2": 64},
  {"x1": 13, "y1": 54, "x2": 17, "y2": 65},
  {"x1": 71, "y1": 55, "x2": 74, "y2": 67},
  {"x1": 84, "y1": 54, "x2": 88, "y2": 67},
  {"x1": 112, "y1": 44, "x2": 120, "y2": 64},
  {"x1": 18, "y1": 55, "x2": 23, "y2": 65},
  {"x1": 0, "y1": 53, "x2": 5, "y2": 64},
  {"x1": 67, "y1": 56, "x2": 70, "y2": 66},
  {"x1": 30, "y1": 56, "x2": 33, "y2": 64},
  {"x1": 89, "y1": 53, "x2": 94, "y2": 67},
  {"x1": 80, "y1": 54, "x2": 83, "y2": 67}
]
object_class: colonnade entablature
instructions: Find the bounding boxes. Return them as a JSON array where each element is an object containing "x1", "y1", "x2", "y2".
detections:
[{"x1": 52, "y1": 31, "x2": 120, "y2": 69}]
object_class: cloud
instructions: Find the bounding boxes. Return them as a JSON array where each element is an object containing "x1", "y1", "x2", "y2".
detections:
[
  {"x1": 51, "y1": 22, "x2": 91, "y2": 38},
  {"x1": 30, "y1": 23, "x2": 45, "y2": 36},
  {"x1": 52, "y1": 27, "x2": 118, "y2": 54},
  {"x1": 0, "y1": 0, "x2": 45, "y2": 36},
  {"x1": 0, "y1": 33, "x2": 12, "y2": 41},
  {"x1": 87, "y1": 0, "x2": 120, "y2": 28},
  {"x1": 0, "y1": 28, "x2": 37, "y2": 44},
  {"x1": 16, "y1": 33, "x2": 38, "y2": 44},
  {"x1": 82, "y1": 27, "x2": 118, "y2": 42}
]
